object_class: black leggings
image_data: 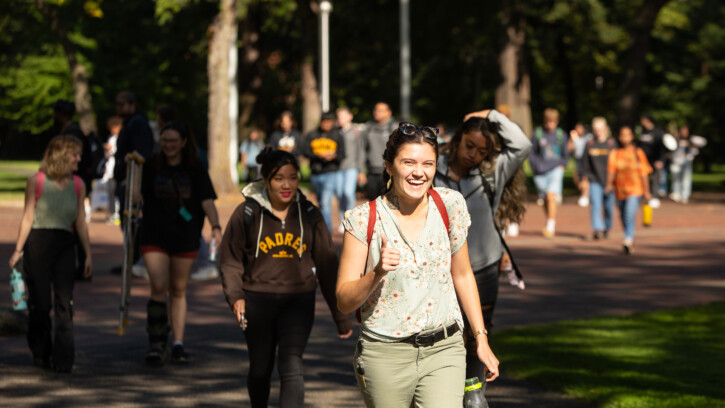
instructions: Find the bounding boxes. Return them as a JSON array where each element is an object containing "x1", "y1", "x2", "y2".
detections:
[
  {"x1": 23, "y1": 229, "x2": 76, "y2": 370},
  {"x1": 244, "y1": 290, "x2": 316, "y2": 408},
  {"x1": 462, "y1": 260, "x2": 500, "y2": 380}
]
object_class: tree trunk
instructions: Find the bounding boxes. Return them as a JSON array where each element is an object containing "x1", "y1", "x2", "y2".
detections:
[
  {"x1": 207, "y1": 0, "x2": 240, "y2": 194},
  {"x1": 495, "y1": 1, "x2": 532, "y2": 136},
  {"x1": 238, "y1": 3, "x2": 262, "y2": 136},
  {"x1": 616, "y1": 0, "x2": 671, "y2": 125},
  {"x1": 556, "y1": 33, "x2": 577, "y2": 130},
  {"x1": 300, "y1": 0, "x2": 321, "y2": 134},
  {"x1": 35, "y1": 0, "x2": 97, "y2": 134}
]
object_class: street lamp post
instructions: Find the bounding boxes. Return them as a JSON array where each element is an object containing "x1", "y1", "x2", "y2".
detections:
[
  {"x1": 319, "y1": 1, "x2": 332, "y2": 113},
  {"x1": 400, "y1": 0, "x2": 410, "y2": 121}
]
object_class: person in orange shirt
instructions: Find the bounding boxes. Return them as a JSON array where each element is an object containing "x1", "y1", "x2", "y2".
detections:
[{"x1": 605, "y1": 126, "x2": 652, "y2": 254}]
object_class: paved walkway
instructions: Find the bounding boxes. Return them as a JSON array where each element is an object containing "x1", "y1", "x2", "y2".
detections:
[{"x1": 1, "y1": 191, "x2": 724, "y2": 407}]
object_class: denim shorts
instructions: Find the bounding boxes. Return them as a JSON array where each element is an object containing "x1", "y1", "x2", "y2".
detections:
[{"x1": 533, "y1": 166, "x2": 564, "y2": 196}]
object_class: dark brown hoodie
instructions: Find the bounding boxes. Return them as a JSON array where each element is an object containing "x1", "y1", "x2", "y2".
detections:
[{"x1": 219, "y1": 181, "x2": 351, "y2": 332}]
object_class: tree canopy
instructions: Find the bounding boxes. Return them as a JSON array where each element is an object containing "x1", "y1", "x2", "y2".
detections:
[{"x1": 1, "y1": 0, "x2": 723, "y2": 167}]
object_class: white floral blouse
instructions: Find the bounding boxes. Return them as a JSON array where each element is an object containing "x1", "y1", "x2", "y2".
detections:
[{"x1": 343, "y1": 187, "x2": 471, "y2": 342}]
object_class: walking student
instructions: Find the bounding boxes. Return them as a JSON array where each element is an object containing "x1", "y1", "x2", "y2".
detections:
[
  {"x1": 219, "y1": 147, "x2": 353, "y2": 408},
  {"x1": 138, "y1": 122, "x2": 222, "y2": 365},
  {"x1": 581, "y1": 117, "x2": 616, "y2": 240},
  {"x1": 434, "y1": 109, "x2": 530, "y2": 382},
  {"x1": 336, "y1": 106, "x2": 365, "y2": 233},
  {"x1": 9, "y1": 135, "x2": 92, "y2": 373},
  {"x1": 529, "y1": 108, "x2": 569, "y2": 239},
  {"x1": 605, "y1": 126, "x2": 652, "y2": 254},
  {"x1": 301, "y1": 111, "x2": 345, "y2": 231},
  {"x1": 336, "y1": 123, "x2": 499, "y2": 408}
]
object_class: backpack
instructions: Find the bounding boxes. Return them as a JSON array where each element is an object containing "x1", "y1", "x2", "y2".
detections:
[
  {"x1": 356, "y1": 188, "x2": 450, "y2": 322},
  {"x1": 534, "y1": 126, "x2": 565, "y2": 147}
]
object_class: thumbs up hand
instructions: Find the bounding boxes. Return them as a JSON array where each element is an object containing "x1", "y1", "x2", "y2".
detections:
[{"x1": 374, "y1": 234, "x2": 400, "y2": 275}]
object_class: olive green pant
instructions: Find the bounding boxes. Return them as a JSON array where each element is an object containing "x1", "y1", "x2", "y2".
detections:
[{"x1": 353, "y1": 330, "x2": 465, "y2": 408}]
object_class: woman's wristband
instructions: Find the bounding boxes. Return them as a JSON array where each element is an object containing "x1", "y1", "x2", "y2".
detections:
[
  {"x1": 212, "y1": 225, "x2": 222, "y2": 231},
  {"x1": 474, "y1": 328, "x2": 488, "y2": 337},
  {"x1": 14, "y1": 249, "x2": 23, "y2": 255}
]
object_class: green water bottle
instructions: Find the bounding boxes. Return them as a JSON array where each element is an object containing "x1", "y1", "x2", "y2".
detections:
[{"x1": 463, "y1": 376, "x2": 488, "y2": 408}]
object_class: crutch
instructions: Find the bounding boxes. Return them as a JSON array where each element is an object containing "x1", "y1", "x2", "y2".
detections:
[{"x1": 118, "y1": 152, "x2": 145, "y2": 335}]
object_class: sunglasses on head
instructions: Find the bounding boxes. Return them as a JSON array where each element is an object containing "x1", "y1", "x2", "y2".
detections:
[{"x1": 398, "y1": 122, "x2": 439, "y2": 140}]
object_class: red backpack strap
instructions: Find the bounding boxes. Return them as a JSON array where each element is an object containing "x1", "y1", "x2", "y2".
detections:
[
  {"x1": 427, "y1": 188, "x2": 449, "y2": 233},
  {"x1": 72, "y1": 175, "x2": 83, "y2": 201},
  {"x1": 34, "y1": 171, "x2": 46, "y2": 207},
  {"x1": 366, "y1": 199, "x2": 377, "y2": 246}
]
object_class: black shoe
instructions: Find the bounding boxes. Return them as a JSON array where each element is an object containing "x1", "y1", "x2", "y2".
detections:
[
  {"x1": 171, "y1": 344, "x2": 189, "y2": 364},
  {"x1": 603, "y1": 230, "x2": 609, "y2": 239},
  {"x1": 623, "y1": 242, "x2": 634, "y2": 255},
  {"x1": 145, "y1": 347, "x2": 166, "y2": 366},
  {"x1": 111, "y1": 266, "x2": 123, "y2": 275},
  {"x1": 593, "y1": 231, "x2": 602, "y2": 240}
]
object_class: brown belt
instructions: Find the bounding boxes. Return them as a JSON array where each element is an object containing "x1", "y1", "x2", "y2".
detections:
[{"x1": 399, "y1": 323, "x2": 459, "y2": 347}]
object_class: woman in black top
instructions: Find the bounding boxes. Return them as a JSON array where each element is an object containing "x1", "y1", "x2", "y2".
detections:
[{"x1": 138, "y1": 122, "x2": 222, "y2": 365}]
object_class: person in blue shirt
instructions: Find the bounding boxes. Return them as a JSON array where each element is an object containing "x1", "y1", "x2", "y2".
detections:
[{"x1": 239, "y1": 128, "x2": 265, "y2": 183}]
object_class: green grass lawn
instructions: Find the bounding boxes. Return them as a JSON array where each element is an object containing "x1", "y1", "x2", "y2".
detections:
[
  {"x1": 0, "y1": 161, "x2": 38, "y2": 200},
  {"x1": 492, "y1": 302, "x2": 725, "y2": 408}
]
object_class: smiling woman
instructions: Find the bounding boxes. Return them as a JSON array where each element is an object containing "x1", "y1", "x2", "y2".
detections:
[
  {"x1": 137, "y1": 122, "x2": 222, "y2": 366},
  {"x1": 218, "y1": 146, "x2": 352, "y2": 407},
  {"x1": 336, "y1": 123, "x2": 499, "y2": 408},
  {"x1": 9, "y1": 134, "x2": 91, "y2": 373}
]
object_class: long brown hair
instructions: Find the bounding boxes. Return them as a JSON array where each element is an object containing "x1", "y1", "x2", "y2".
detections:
[
  {"x1": 39, "y1": 134, "x2": 82, "y2": 179},
  {"x1": 448, "y1": 117, "x2": 526, "y2": 227}
]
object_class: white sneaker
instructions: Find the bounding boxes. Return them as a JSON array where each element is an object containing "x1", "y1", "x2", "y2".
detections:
[
  {"x1": 536, "y1": 198, "x2": 544, "y2": 207},
  {"x1": 132, "y1": 264, "x2": 149, "y2": 279},
  {"x1": 506, "y1": 223, "x2": 520, "y2": 237},
  {"x1": 190, "y1": 265, "x2": 219, "y2": 281},
  {"x1": 577, "y1": 196, "x2": 589, "y2": 207}
]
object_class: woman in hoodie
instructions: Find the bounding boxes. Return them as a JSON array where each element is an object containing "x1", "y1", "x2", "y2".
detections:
[
  {"x1": 138, "y1": 122, "x2": 222, "y2": 366},
  {"x1": 434, "y1": 109, "x2": 531, "y2": 383},
  {"x1": 219, "y1": 146, "x2": 353, "y2": 408}
]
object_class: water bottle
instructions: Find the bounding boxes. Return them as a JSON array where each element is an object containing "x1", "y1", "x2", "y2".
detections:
[
  {"x1": 642, "y1": 203, "x2": 653, "y2": 227},
  {"x1": 463, "y1": 377, "x2": 488, "y2": 408},
  {"x1": 10, "y1": 268, "x2": 27, "y2": 311},
  {"x1": 209, "y1": 237, "x2": 217, "y2": 262}
]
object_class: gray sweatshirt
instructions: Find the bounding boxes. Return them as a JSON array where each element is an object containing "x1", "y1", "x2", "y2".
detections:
[
  {"x1": 434, "y1": 110, "x2": 532, "y2": 270},
  {"x1": 362, "y1": 118, "x2": 397, "y2": 173},
  {"x1": 339, "y1": 124, "x2": 366, "y2": 171}
]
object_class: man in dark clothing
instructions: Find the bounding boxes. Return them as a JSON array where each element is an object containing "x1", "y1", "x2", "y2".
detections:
[
  {"x1": 301, "y1": 111, "x2": 345, "y2": 231},
  {"x1": 639, "y1": 115, "x2": 667, "y2": 197},
  {"x1": 113, "y1": 91, "x2": 154, "y2": 269},
  {"x1": 360, "y1": 102, "x2": 396, "y2": 199},
  {"x1": 113, "y1": 91, "x2": 154, "y2": 184}
]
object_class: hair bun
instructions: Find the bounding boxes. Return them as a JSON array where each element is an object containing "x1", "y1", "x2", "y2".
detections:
[{"x1": 256, "y1": 145, "x2": 274, "y2": 165}]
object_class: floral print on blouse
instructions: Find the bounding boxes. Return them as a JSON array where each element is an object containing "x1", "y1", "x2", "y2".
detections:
[{"x1": 342, "y1": 187, "x2": 471, "y2": 342}]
